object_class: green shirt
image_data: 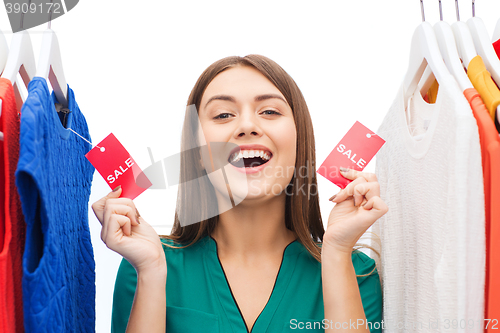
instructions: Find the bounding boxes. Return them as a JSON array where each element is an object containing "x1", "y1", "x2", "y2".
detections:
[{"x1": 111, "y1": 236, "x2": 382, "y2": 332}]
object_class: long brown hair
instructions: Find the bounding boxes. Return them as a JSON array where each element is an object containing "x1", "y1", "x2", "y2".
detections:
[{"x1": 161, "y1": 54, "x2": 324, "y2": 262}]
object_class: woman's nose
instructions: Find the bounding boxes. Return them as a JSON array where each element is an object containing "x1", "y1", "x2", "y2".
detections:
[{"x1": 235, "y1": 112, "x2": 262, "y2": 138}]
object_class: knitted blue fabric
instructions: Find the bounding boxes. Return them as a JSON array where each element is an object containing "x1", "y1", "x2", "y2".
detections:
[{"x1": 15, "y1": 77, "x2": 95, "y2": 332}]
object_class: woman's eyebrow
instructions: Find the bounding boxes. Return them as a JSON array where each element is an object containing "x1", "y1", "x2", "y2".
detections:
[
  {"x1": 204, "y1": 93, "x2": 288, "y2": 109},
  {"x1": 204, "y1": 95, "x2": 236, "y2": 108},
  {"x1": 254, "y1": 94, "x2": 287, "y2": 105}
]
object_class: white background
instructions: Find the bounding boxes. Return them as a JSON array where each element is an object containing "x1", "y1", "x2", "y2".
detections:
[{"x1": 1, "y1": 0, "x2": 500, "y2": 331}]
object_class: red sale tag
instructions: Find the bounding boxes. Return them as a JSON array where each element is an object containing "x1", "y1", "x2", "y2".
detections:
[
  {"x1": 85, "y1": 133, "x2": 152, "y2": 199},
  {"x1": 317, "y1": 121, "x2": 385, "y2": 189}
]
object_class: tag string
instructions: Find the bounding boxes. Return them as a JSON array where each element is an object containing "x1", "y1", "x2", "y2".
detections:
[{"x1": 67, "y1": 128, "x2": 105, "y2": 151}]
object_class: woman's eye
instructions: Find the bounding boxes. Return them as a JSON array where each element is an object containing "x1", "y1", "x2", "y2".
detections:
[
  {"x1": 213, "y1": 113, "x2": 233, "y2": 120},
  {"x1": 261, "y1": 110, "x2": 281, "y2": 115}
]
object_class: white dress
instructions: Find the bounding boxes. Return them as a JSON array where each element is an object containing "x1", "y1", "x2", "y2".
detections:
[{"x1": 371, "y1": 75, "x2": 485, "y2": 332}]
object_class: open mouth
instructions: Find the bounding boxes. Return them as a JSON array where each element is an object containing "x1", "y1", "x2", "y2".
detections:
[{"x1": 228, "y1": 149, "x2": 273, "y2": 168}]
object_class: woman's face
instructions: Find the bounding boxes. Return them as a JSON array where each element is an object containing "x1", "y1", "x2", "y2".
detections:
[{"x1": 198, "y1": 65, "x2": 297, "y2": 205}]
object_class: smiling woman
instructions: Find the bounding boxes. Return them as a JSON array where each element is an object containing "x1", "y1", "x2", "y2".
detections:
[
  {"x1": 165, "y1": 55, "x2": 319, "y2": 260},
  {"x1": 93, "y1": 54, "x2": 387, "y2": 333}
]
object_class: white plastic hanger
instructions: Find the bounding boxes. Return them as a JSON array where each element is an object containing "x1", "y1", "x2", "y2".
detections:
[
  {"x1": 433, "y1": 1, "x2": 473, "y2": 92},
  {"x1": 1, "y1": 32, "x2": 36, "y2": 100},
  {"x1": 36, "y1": 6, "x2": 68, "y2": 108},
  {"x1": 493, "y1": 19, "x2": 500, "y2": 43},
  {"x1": 0, "y1": 32, "x2": 34, "y2": 142},
  {"x1": 467, "y1": 1, "x2": 500, "y2": 125},
  {"x1": 467, "y1": 20, "x2": 500, "y2": 84},
  {"x1": 451, "y1": 0, "x2": 477, "y2": 70},
  {"x1": 0, "y1": 31, "x2": 8, "y2": 75},
  {"x1": 0, "y1": 31, "x2": 36, "y2": 115},
  {"x1": 36, "y1": 28, "x2": 67, "y2": 107},
  {"x1": 403, "y1": 0, "x2": 450, "y2": 107},
  {"x1": 0, "y1": 31, "x2": 7, "y2": 141}
]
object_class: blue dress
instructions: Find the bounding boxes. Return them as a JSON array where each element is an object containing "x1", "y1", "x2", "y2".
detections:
[{"x1": 16, "y1": 77, "x2": 95, "y2": 332}]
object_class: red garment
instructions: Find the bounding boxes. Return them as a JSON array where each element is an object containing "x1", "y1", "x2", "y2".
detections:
[
  {"x1": 493, "y1": 38, "x2": 500, "y2": 61},
  {"x1": 0, "y1": 78, "x2": 26, "y2": 333},
  {"x1": 464, "y1": 88, "x2": 500, "y2": 333}
]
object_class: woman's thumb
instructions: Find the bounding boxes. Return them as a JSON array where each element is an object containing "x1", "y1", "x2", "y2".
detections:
[
  {"x1": 108, "y1": 185, "x2": 122, "y2": 198},
  {"x1": 92, "y1": 185, "x2": 122, "y2": 225}
]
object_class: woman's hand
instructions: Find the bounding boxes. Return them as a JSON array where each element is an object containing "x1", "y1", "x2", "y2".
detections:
[
  {"x1": 91, "y1": 186, "x2": 166, "y2": 274},
  {"x1": 324, "y1": 168, "x2": 388, "y2": 254}
]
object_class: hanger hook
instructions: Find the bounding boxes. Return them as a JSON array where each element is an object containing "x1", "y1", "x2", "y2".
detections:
[
  {"x1": 455, "y1": 0, "x2": 460, "y2": 21},
  {"x1": 48, "y1": 0, "x2": 53, "y2": 29},
  {"x1": 439, "y1": 0, "x2": 443, "y2": 21},
  {"x1": 472, "y1": 0, "x2": 475, "y2": 17},
  {"x1": 20, "y1": 0, "x2": 33, "y2": 31},
  {"x1": 20, "y1": 6, "x2": 24, "y2": 30},
  {"x1": 420, "y1": 0, "x2": 425, "y2": 22}
]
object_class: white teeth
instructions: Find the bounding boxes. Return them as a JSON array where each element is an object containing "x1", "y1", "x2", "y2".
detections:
[
  {"x1": 235, "y1": 152, "x2": 243, "y2": 162},
  {"x1": 229, "y1": 149, "x2": 272, "y2": 163}
]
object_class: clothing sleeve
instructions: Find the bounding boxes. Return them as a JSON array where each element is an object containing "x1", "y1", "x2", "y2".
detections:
[
  {"x1": 111, "y1": 258, "x2": 138, "y2": 333},
  {"x1": 352, "y1": 250, "x2": 383, "y2": 333}
]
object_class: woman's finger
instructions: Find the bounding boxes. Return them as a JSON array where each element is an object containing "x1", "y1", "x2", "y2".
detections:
[
  {"x1": 339, "y1": 167, "x2": 378, "y2": 183},
  {"x1": 91, "y1": 186, "x2": 122, "y2": 224},
  {"x1": 104, "y1": 214, "x2": 133, "y2": 249},
  {"x1": 100, "y1": 219, "x2": 107, "y2": 243},
  {"x1": 104, "y1": 201, "x2": 140, "y2": 227},
  {"x1": 361, "y1": 196, "x2": 389, "y2": 217},
  {"x1": 106, "y1": 198, "x2": 141, "y2": 223},
  {"x1": 330, "y1": 176, "x2": 367, "y2": 204},
  {"x1": 101, "y1": 202, "x2": 139, "y2": 242},
  {"x1": 352, "y1": 181, "x2": 380, "y2": 206}
]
